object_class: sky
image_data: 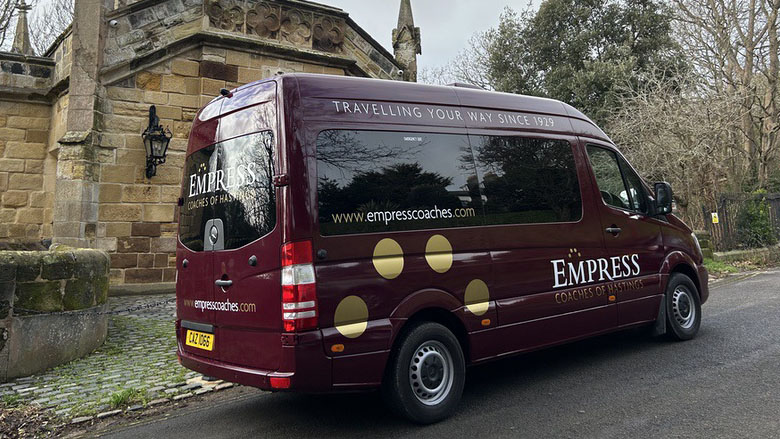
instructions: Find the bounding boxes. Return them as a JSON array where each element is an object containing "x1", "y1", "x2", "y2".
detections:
[{"x1": 320, "y1": 0, "x2": 528, "y2": 72}]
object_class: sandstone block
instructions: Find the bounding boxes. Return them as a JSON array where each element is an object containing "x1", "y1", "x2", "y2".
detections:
[
  {"x1": 144, "y1": 91, "x2": 169, "y2": 105},
  {"x1": 226, "y1": 50, "x2": 251, "y2": 67},
  {"x1": 155, "y1": 105, "x2": 182, "y2": 120},
  {"x1": 112, "y1": 101, "x2": 150, "y2": 118},
  {"x1": 2, "y1": 190, "x2": 28, "y2": 207},
  {"x1": 237, "y1": 67, "x2": 262, "y2": 84},
  {"x1": 163, "y1": 267, "x2": 176, "y2": 282},
  {"x1": 99, "y1": 184, "x2": 122, "y2": 203},
  {"x1": 169, "y1": 94, "x2": 200, "y2": 109},
  {"x1": 302, "y1": 63, "x2": 324, "y2": 74},
  {"x1": 16, "y1": 208, "x2": 45, "y2": 224},
  {"x1": 105, "y1": 222, "x2": 132, "y2": 237},
  {"x1": 144, "y1": 204, "x2": 175, "y2": 222},
  {"x1": 137, "y1": 253, "x2": 155, "y2": 268},
  {"x1": 0, "y1": 159, "x2": 25, "y2": 172},
  {"x1": 161, "y1": 75, "x2": 187, "y2": 93},
  {"x1": 99, "y1": 204, "x2": 143, "y2": 222},
  {"x1": 7, "y1": 117, "x2": 49, "y2": 130},
  {"x1": 5, "y1": 142, "x2": 46, "y2": 159},
  {"x1": 0, "y1": 172, "x2": 6, "y2": 191},
  {"x1": 29, "y1": 191, "x2": 50, "y2": 208},
  {"x1": 154, "y1": 253, "x2": 169, "y2": 268},
  {"x1": 132, "y1": 222, "x2": 161, "y2": 237},
  {"x1": 122, "y1": 185, "x2": 161, "y2": 203},
  {"x1": 136, "y1": 72, "x2": 162, "y2": 91},
  {"x1": 25, "y1": 130, "x2": 49, "y2": 144},
  {"x1": 110, "y1": 252, "x2": 138, "y2": 269},
  {"x1": 125, "y1": 268, "x2": 163, "y2": 283},
  {"x1": 151, "y1": 236, "x2": 177, "y2": 253},
  {"x1": 117, "y1": 237, "x2": 151, "y2": 253},
  {"x1": 107, "y1": 87, "x2": 144, "y2": 102},
  {"x1": 9, "y1": 173, "x2": 43, "y2": 190},
  {"x1": 100, "y1": 165, "x2": 136, "y2": 184},
  {"x1": 184, "y1": 78, "x2": 200, "y2": 95},
  {"x1": 201, "y1": 78, "x2": 225, "y2": 96},
  {"x1": 172, "y1": 59, "x2": 200, "y2": 76},
  {"x1": 25, "y1": 160, "x2": 44, "y2": 174}
]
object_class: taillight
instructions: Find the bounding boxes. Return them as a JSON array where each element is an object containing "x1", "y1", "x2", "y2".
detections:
[{"x1": 281, "y1": 240, "x2": 317, "y2": 332}]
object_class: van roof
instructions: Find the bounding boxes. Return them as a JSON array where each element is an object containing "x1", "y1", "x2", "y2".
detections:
[
  {"x1": 189, "y1": 74, "x2": 613, "y2": 155},
  {"x1": 284, "y1": 73, "x2": 611, "y2": 142}
]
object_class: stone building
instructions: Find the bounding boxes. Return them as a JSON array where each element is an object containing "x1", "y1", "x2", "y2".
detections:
[{"x1": 0, "y1": 0, "x2": 421, "y2": 291}]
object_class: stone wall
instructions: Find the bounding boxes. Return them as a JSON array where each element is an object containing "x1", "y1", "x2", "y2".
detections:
[
  {"x1": 0, "y1": 100, "x2": 55, "y2": 242},
  {"x1": 0, "y1": 248, "x2": 110, "y2": 381}
]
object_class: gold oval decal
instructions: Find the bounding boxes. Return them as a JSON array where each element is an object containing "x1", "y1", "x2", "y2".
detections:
[
  {"x1": 373, "y1": 238, "x2": 404, "y2": 279},
  {"x1": 464, "y1": 279, "x2": 490, "y2": 316},
  {"x1": 334, "y1": 295, "x2": 369, "y2": 339},
  {"x1": 425, "y1": 234, "x2": 453, "y2": 273}
]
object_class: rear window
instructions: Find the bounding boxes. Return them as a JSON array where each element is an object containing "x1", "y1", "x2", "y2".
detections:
[{"x1": 179, "y1": 131, "x2": 276, "y2": 251}]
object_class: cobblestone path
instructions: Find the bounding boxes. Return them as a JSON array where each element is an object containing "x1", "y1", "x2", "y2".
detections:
[{"x1": 0, "y1": 294, "x2": 234, "y2": 420}]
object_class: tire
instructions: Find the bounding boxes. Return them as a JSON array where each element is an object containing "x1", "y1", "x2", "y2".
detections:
[
  {"x1": 665, "y1": 273, "x2": 702, "y2": 341},
  {"x1": 382, "y1": 322, "x2": 465, "y2": 424}
]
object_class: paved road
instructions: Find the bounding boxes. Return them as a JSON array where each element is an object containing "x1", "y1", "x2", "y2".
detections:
[{"x1": 99, "y1": 270, "x2": 780, "y2": 438}]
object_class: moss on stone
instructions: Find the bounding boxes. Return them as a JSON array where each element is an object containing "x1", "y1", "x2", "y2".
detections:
[
  {"x1": 11, "y1": 253, "x2": 41, "y2": 282},
  {"x1": 0, "y1": 255, "x2": 15, "y2": 281},
  {"x1": 94, "y1": 276, "x2": 109, "y2": 305},
  {"x1": 41, "y1": 252, "x2": 76, "y2": 280},
  {"x1": 73, "y1": 251, "x2": 110, "y2": 279},
  {"x1": 15, "y1": 281, "x2": 63, "y2": 312},
  {"x1": 0, "y1": 300, "x2": 9, "y2": 319},
  {"x1": 63, "y1": 279, "x2": 94, "y2": 310}
]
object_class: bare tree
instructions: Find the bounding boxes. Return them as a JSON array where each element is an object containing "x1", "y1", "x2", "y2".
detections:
[
  {"x1": 673, "y1": 0, "x2": 780, "y2": 188},
  {"x1": 0, "y1": 0, "x2": 20, "y2": 51},
  {"x1": 29, "y1": 0, "x2": 72, "y2": 55},
  {"x1": 608, "y1": 67, "x2": 744, "y2": 228}
]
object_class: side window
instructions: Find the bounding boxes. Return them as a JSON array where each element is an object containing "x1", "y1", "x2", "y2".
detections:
[
  {"x1": 586, "y1": 145, "x2": 647, "y2": 213},
  {"x1": 618, "y1": 157, "x2": 648, "y2": 213},
  {"x1": 471, "y1": 136, "x2": 582, "y2": 224},
  {"x1": 316, "y1": 131, "x2": 482, "y2": 236}
]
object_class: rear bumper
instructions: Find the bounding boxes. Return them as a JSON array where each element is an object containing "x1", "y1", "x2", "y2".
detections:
[
  {"x1": 697, "y1": 263, "x2": 710, "y2": 304},
  {"x1": 177, "y1": 329, "x2": 333, "y2": 392}
]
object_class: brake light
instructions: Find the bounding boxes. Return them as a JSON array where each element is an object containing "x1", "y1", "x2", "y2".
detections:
[{"x1": 281, "y1": 240, "x2": 317, "y2": 332}]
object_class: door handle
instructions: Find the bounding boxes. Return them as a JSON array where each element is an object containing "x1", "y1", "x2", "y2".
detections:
[
  {"x1": 605, "y1": 226, "x2": 622, "y2": 236},
  {"x1": 215, "y1": 279, "x2": 233, "y2": 287}
]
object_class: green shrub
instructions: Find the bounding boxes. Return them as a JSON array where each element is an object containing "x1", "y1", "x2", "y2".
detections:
[{"x1": 736, "y1": 191, "x2": 778, "y2": 248}]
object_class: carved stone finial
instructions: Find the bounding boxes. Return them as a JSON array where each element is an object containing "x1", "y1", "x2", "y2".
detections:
[
  {"x1": 11, "y1": 0, "x2": 34, "y2": 56},
  {"x1": 392, "y1": 0, "x2": 421, "y2": 82}
]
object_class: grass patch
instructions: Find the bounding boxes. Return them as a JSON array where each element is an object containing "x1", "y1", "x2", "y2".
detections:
[
  {"x1": 1, "y1": 394, "x2": 22, "y2": 408},
  {"x1": 703, "y1": 258, "x2": 740, "y2": 275},
  {"x1": 108, "y1": 388, "x2": 144, "y2": 409}
]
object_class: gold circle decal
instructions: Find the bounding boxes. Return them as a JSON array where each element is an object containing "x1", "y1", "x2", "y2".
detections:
[
  {"x1": 334, "y1": 295, "x2": 369, "y2": 339},
  {"x1": 373, "y1": 238, "x2": 404, "y2": 279},
  {"x1": 425, "y1": 234, "x2": 453, "y2": 273},
  {"x1": 464, "y1": 279, "x2": 490, "y2": 316}
]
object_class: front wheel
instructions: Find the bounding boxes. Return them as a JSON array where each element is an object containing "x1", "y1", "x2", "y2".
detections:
[
  {"x1": 382, "y1": 322, "x2": 465, "y2": 424},
  {"x1": 665, "y1": 273, "x2": 702, "y2": 341}
]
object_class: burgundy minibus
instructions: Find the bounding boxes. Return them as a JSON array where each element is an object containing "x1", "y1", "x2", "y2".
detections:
[{"x1": 176, "y1": 74, "x2": 708, "y2": 423}]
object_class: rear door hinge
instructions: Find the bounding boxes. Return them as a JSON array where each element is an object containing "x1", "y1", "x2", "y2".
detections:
[{"x1": 273, "y1": 174, "x2": 289, "y2": 187}]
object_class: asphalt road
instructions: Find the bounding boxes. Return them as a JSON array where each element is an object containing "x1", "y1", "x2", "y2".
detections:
[{"x1": 98, "y1": 270, "x2": 780, "y2": 439}]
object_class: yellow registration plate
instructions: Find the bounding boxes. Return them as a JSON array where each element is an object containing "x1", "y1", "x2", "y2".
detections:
[{"x1": 185, "y1": 329, "x2": 214, "y2": 351}]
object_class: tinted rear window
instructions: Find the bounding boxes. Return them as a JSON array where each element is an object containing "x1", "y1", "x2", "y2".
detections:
[{"x1": 179, "y1": 131, "x2": 276, "y2": 251}]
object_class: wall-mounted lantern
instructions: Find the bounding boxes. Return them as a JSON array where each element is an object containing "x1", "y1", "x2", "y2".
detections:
[{"x1": 142, "y1": 105, "x2": 172, "y2": 179}]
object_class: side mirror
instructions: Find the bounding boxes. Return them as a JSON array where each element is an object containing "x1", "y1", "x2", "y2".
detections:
[{"x1": 654, "y1": 182, "x2": 673, "y2": 215}]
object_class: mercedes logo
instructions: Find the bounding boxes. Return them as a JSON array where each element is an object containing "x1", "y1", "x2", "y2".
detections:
[{"x1": 209, "y1": 225, "x2": 219, "y2": 244}]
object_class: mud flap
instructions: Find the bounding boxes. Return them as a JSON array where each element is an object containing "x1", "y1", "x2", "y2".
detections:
[{"x1": 651, "y1": 294, "x2": 667, "y2": 336}]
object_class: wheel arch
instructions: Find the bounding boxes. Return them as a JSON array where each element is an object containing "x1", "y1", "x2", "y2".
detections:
[{"x1": 387, "y1": 288, "x2": 470, "y2": 364}]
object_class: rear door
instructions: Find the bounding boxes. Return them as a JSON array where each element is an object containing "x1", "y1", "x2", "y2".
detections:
[
  {"x1": 210, "y1": 130, "x2": 284, "y2": 371},
  {"x1": 584, "y1": 143, "x2": 665, "y2": 326}
]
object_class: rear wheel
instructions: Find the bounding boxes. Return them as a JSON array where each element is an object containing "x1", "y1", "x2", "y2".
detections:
[
  {"x1": 665, "y1": 273, "x2": 702, "y2": 341},
  {"x1": 382, "y1": 322, "x2": 465, "y2": 424}
]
